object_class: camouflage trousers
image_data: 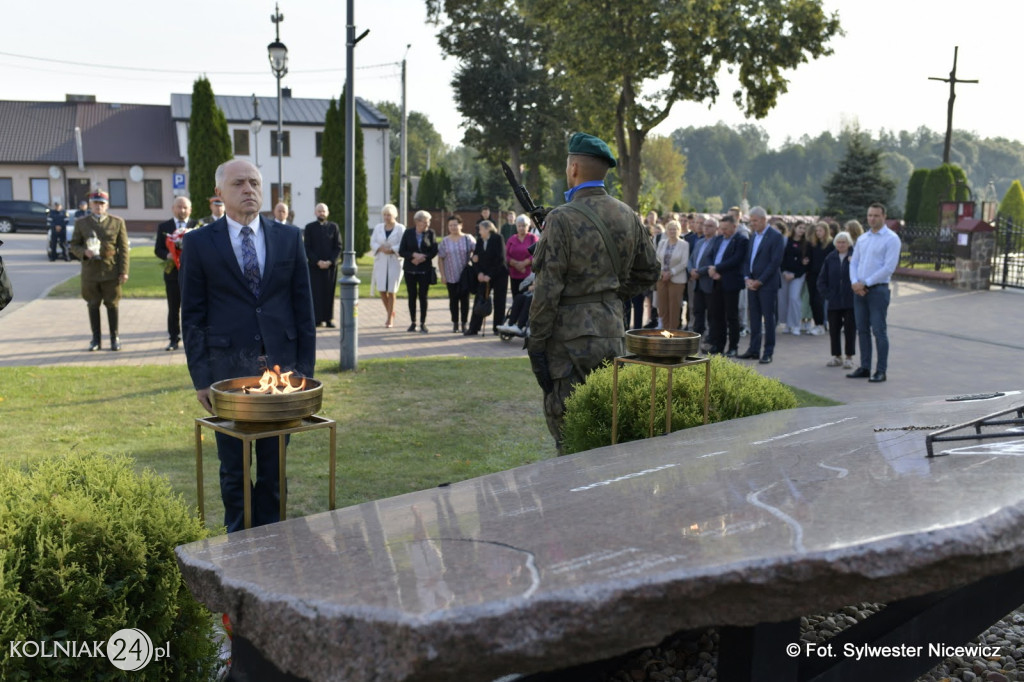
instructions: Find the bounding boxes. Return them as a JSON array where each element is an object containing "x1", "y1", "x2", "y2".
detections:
[{"x1": 543, "y1": 373, "x2": 584, "y2": 456}]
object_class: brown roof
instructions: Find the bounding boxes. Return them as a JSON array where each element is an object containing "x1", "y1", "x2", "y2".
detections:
[{"x1": 0, "y1": 100, "x2": 183, "y2": 167}]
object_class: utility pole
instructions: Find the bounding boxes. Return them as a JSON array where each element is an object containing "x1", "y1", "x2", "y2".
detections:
[
  {"x1": 928, "y1": 46, "x2": 978, "y2": 165},
  {"x1": 399, "y1": 45, "x2": 411, "y2": 226},
  {"x1": 340, "y1": 0, "x2": 370, "y2": 370}
]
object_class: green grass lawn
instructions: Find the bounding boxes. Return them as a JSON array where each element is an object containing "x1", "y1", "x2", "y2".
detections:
[
  {"x1": 49, "y1": 250, "x2": 451, "y2": 300},
  {"x1": 0, "y1": 357, "x2": 838, "y2": 534}
]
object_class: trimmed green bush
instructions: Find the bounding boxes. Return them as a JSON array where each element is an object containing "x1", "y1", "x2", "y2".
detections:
[
  {"x1": 561, "y1": 356, "x2": 798, "y2": 454},
  {"x1": 0, "y1": 452, "x2": 218, "y2": 681}
]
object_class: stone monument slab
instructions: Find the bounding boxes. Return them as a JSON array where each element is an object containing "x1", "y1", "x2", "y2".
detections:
[{"x1": 176, "y1": 391, "x2": 1024, "y2": 681}]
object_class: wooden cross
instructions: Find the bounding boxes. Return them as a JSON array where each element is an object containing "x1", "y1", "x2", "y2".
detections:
[{"x1": 928, "y1": 46, "x2": 978, "y2": 164}]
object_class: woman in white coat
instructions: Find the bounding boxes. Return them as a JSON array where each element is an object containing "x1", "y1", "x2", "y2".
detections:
[
  {"x1": 655, "y1": 220, "x2": 690, "y2": 331},
  {"x1": 370, "y1": 204, "x2": 406, "y2": 328}
]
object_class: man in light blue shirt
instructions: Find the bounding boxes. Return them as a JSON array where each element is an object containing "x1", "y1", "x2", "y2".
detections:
[{"x1": 847, "y1": 202, "x2": 901, "y2": 382}]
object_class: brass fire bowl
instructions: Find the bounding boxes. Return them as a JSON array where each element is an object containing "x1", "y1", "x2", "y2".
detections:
[
  {"x1": 625, "y1": 329, "x2": 701, "y2": 361},
  {"x1": 209, "y1": 377, "x2": 323, "y2": 431}
]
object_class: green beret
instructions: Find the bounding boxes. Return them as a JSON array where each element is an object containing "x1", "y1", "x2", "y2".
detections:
[{"x1": 568, "y1": 132, "x2": 617, "y2": 168}]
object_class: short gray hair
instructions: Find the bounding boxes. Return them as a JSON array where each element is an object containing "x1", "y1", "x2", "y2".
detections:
[
  {"x1": 413, "y1": 209, "x2": 431, "y2": 223},
  {"x1": 381, "y1": 203, "x2": 398, "y2": 219},
  {"x1": 748, "y1": 206, "x2": 767, "y2": 220},
  {"x1": 214, "y1": 159, "x2": 262, "y2": 190},
  {"x1": 833, "y1": 231, "x2": 852, "y2": 246}
]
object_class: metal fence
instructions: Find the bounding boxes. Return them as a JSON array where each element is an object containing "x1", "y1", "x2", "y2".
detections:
[
  {"x1": 897, "y1": 224, "x2": 957, "y2": 272},
  {"x1": 993, "y1": 216, "x2": 1024, "y2": 289}
]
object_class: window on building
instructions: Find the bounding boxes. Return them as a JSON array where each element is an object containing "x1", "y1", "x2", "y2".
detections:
[
  {"x1": 144, "y1": 179, "x2": 163, "y2": 209},
  {"x1": 0, "y1": 178, "x2": 13, "y2": 201},
  {"x1": 233, "y1": 129, "x2": 251, "y2": 156},
  {"x1": 31, "y1": 178, "x2": 50, "y2": 205},
  {"x1": 315, "y1": 132, "x2": 323, "y2": 157},
  {"x1": 270, "y1": 131, "x2": 290, "y2": 157},
  {"x1": 108, "y1": 179, "x2": 128, "y2": 208},
  {"x1": 270, "y1": 183, "x2": 292, "y2": 211},
  {"x1": 314, "y1": 186, "x2": 321, "y2": 204}
]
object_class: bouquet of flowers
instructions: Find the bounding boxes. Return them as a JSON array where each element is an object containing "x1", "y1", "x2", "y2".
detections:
[{"x1": 166, "y1": 226, "x2": 188, "y2": 271}]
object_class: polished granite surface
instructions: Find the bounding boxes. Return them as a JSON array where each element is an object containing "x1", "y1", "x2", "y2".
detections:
[{"x1": 176, "y1": 391, "x2": 1024, "y2": 681}]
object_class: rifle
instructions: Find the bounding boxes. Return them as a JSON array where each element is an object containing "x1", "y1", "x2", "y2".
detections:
[{"x1": 501, "y1": 161, "x2": 549, "y2": 232}]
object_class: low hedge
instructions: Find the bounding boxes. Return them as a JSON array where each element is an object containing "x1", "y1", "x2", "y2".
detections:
[
  {"x1": 0, "y1": 452, "x2": 219, "y2": 680},
  {"x1": 562, "y1": 355, "x2": 798, "y2": 454}
]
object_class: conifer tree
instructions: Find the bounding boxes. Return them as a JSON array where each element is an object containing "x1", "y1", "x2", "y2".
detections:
[
  {"x1": 917, "y1": 165, "x2": 955, "y2": 225},
  {"x1": 998, "y1": 180, "x2": 1024, "y2": 226},
  {"x1": 187, "y1": 77, "x2": 232, "y2": 211},
  {"x1": 322, "y1": 90, "x2": 370, "y2": 255},
  {"x1": 822, "y1": 134, "x2": 895, "y2": 220},
  {"x1": 904, "y1": 169, "x2": 928, "y2": 224}
]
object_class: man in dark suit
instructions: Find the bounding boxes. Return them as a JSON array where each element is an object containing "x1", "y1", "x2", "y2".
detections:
[
  {"x1": 687, "y1": 217, "x2": 718, "y2": 338},
  {"x1": 706, "y1": 215, "x2": 749, "y2": 356},
  {"x1": 739, "y1": 206, "x2": 784, "y2": 364},
  {"x1": 180, "y1": 159, "x2": 316, "y2": 532},
  {"x1": 155, "y1": 196, "x2": 198, "y2": 351}
]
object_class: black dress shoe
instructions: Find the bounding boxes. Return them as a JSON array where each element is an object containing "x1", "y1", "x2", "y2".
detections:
[
  {"x1": 759, "y1": 354, "x2": 773, "y2": 364},
  {"x1": 725, "y1": 349, "x2": 738, "y2": 358},
  {"x1": 420, "y1": 325, "x2": 429, "y2": 333},
  {"x1": 869, "y1": 371, "x2": 887, "y2": 382},
  {"x1": 88, "y1": 339, "x2": 101, "y2": 352},
  {"x1": 706, "y1": 346, "x2": 722, "y2": 355},
  {"x1": 453, "y1": 323, "x2": 460, "y2": 333},
  {"x1": 110, "y1": 337, "x2": 122, "y2": 351},
  {"x1": 407, "y1": 323, "x2": 417, "y2": 332},
  {"x1": 738, "y1": 350, "x2": 760, "y2": 359},
  {"x1": 846, "y1": 367, "x2": 871, "y2": 378},
  {"x1": 463, "y1": 330, "x2": 478, "y2": 336},
  {"x1": 325, "y1": 321, "x2": 335, "y2": 328},
  {"x1": 165, "y1": 341, "x2": 178, "y2": 351}
]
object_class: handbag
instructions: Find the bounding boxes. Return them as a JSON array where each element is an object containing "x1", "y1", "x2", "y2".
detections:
[
  {"x1": 458, "y1": 236, "x2": 476, "y2": 294},
  {"x1": 473, "y1": 283, "x2": 492, "y2": 318},
  {"x1": 430, "y1": 267, "x2": 438, "y2": 285}
]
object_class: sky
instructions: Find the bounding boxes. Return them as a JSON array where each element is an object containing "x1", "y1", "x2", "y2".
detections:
[{"x1": 4, "y1": 0, "x2": 1020, "y2": 150}]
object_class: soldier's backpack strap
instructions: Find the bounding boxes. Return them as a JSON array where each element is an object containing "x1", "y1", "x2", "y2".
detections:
[{"x1": 561, "y1": 201, "x2": 624, "y2": 286}]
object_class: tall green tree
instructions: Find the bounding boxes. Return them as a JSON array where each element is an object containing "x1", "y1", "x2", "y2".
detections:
[
  {"x1": 322, "y1": 90, "x2": 370, "y2": 255},
  {"x1": 998, "y1": 180, "x2": 1024, "y2": 226},
  {"x1": 519, "y1": 0, "x2": 842, "y2": 208},
  {"x1": 917, "y1": 165, "x2": 955, "y2": 225},
  {"x1": 426, "y1": 0, "x2": 568, "y2": 184},
  {"x1": 319, "y1": 98, "x2": 344, "y2": 235},
  {"x1": 639, "y1": 135, "x2": 687, "y2": 214},
  {"x1": 904, "y1": 169, "x2": 928, "y2": 224},
  {"x1": 822, "y1": 133, "x2": 896, "y2": 220},
  {"x1": 416, "y1": 166, "x2": 454, "y2": 209},
  {"x1": 373, "y1": 102, "x2": 446, "y2": 179},
  {"x1": 187, "y1": 77, "x2": 232, "y2": 209}
]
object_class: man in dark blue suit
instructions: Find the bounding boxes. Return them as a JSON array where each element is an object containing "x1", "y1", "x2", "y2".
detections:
[
  {"x1": 706, "y1": 215, "x2": 749, "y2": 356},
  {"x1": 180, "y1": 159, "x2": 316, "y2": 532},
  {"x1": 687, "y1": 217, "x2": 718, "y2": 337},
  {"x1": 738, "y1": 206, "x2": 784, "y2": 364}
]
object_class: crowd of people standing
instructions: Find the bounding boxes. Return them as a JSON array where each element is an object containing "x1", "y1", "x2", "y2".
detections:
[{"x1": 640, "y1": 203, "x2": 900, "y2": 381}]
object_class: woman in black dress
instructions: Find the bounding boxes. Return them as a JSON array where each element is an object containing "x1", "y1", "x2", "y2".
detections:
[
  {"x1": 464, "y1": 220, "x2": 508, "y2": 335},
  {"x1": 398, "y1": 210, "x2": 439, "y2": 333}
]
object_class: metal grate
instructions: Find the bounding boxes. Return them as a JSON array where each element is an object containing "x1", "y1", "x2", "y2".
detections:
[{"x1": 993, "y1": 216, "x2": 1024, "y2": 289}]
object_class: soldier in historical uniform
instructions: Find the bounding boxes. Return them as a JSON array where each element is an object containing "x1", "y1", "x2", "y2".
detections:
[
  {"x1": 528, "y1": 133, "x2": 660, "y2": 452},
  {"x1": 200, "y1": 196, "x2": 226, "y2": 225},
  {"x1": 69, "y1": 189, "x2": 130, "y2": 351}
]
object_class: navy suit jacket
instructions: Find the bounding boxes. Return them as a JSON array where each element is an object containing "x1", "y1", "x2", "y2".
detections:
[
  {"x1": 689, "y1": 237, "x2": 716, "y2": 294},
  {"x1": 742, "y1": 226, "x2": 784, "y2": 291},
  {"x1": 180, "y1": 215, "x2": 316, "y2": 390},
  {"x1": 709, "y1": 232, "x2": 749, "y2": 292}
]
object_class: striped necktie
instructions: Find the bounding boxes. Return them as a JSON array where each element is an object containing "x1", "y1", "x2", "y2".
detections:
[{"x1": 240, "y1": 226, "x2": 261, "y2": 298}]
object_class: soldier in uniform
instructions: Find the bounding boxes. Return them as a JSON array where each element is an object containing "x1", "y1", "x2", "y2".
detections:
[
  {"x1": 528, "y1": 133, "x2": 660, "y2": 452},
  {"x1": 69, "y1": 189, "x2": 130, "y2": 351},
  {"x1": 200, "y1": 196, "x2": 226, "y2": 225}
]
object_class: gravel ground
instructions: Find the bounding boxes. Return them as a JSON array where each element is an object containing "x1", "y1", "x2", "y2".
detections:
[{"x1": 595, "y1": 605, "x2": 1024, "y2": 682}]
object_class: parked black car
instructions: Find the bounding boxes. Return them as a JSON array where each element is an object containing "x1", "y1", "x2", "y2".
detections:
[{"x1": 0, "y1": 200, "x2": 52, "y2": 233}]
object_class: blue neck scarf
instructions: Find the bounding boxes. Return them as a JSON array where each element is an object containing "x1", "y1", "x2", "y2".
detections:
[{"x1": 564, "y1": 180, "x2": 605, "y2": 203}]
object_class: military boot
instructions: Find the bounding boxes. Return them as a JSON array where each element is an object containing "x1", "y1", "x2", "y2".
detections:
[
  {"x1": 108, "y1": 307, "x2": 122, "y2": 351},
  {"x1": 88, "y1": 307, "x2": 102, "y2": 351}
]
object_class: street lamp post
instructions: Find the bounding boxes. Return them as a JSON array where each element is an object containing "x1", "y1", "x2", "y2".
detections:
[
  {"x1": 250, "y1": 94, "x2": 262, "y2": 168},
  {"x1": 268, "y1": 4, "x2": 288, "y2": 206}
]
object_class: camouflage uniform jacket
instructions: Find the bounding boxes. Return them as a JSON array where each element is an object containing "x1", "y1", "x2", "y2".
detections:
[
  {"x1": 69, "y1": 214, "x2": 130, "y2": 283},
  {"x1": 527, "y1": 187, "x2": 659, "y2": 379}
]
